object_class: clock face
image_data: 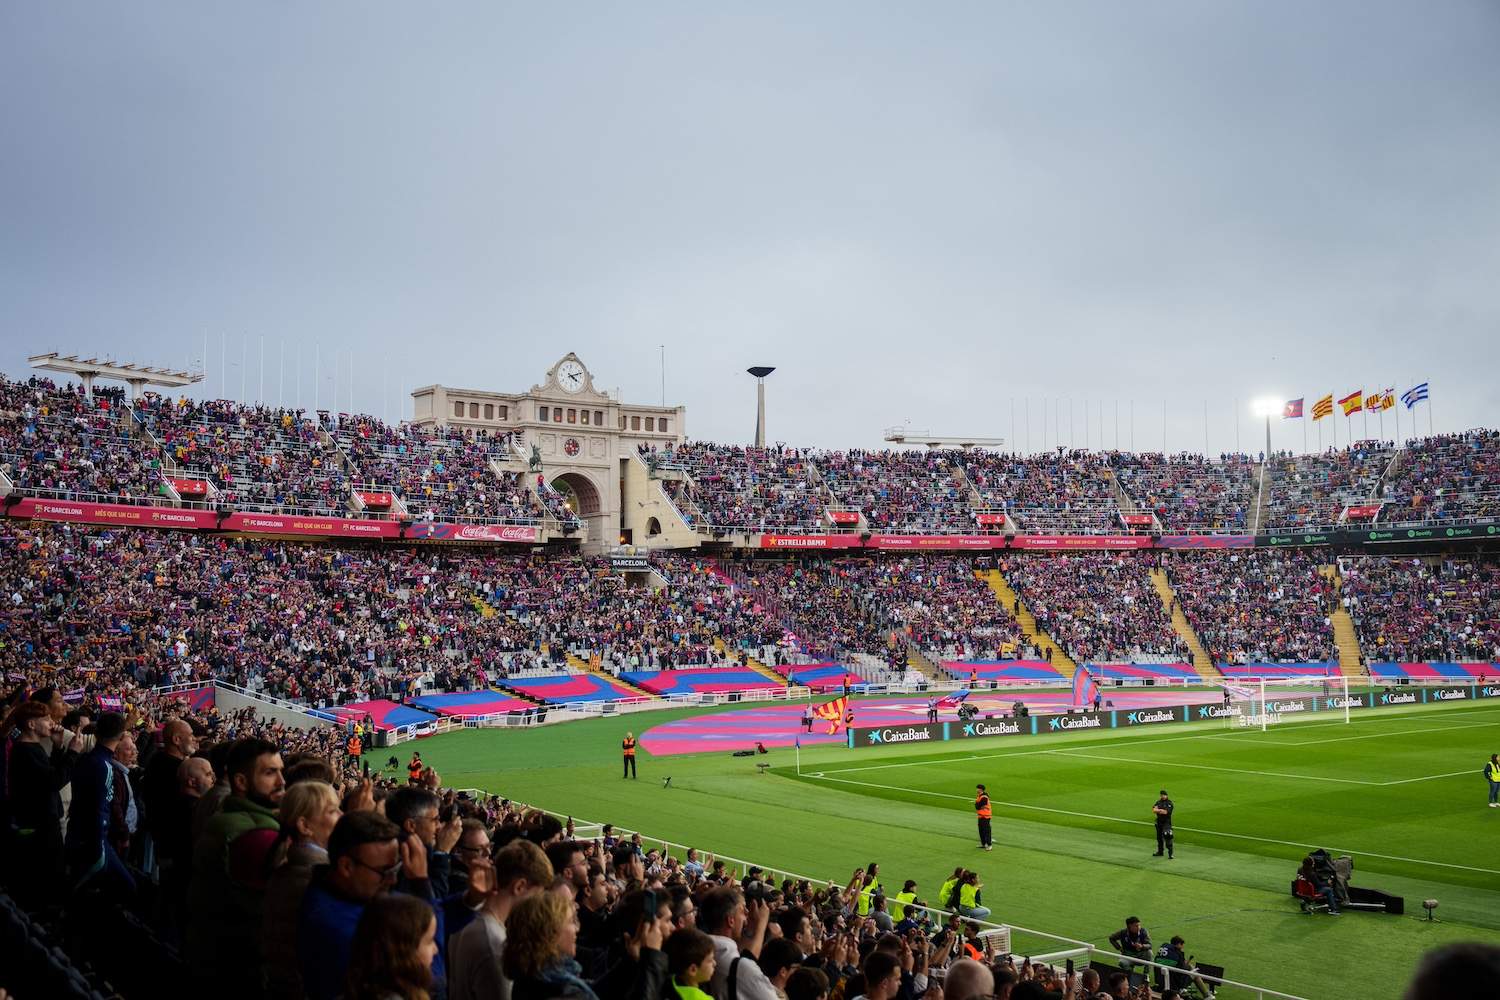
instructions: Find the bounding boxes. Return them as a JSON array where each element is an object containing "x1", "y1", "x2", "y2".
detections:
[
  {"x1": 563, "y1": 437, "x2": 581, "y2": 457},
  {"x1": 557, "y1": 360, "x2": 586, "y2": 393}
]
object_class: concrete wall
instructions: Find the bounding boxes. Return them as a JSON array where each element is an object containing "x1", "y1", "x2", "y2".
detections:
[
  {"x1": 214, "y1": 685, "x2": 330, "y2": 732},
  {"x1": 620, "y1": 454, "x2": 701, "y2": 551}
]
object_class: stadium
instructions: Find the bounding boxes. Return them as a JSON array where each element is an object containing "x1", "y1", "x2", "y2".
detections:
[
  {"x1": 1, "y1": 350, "x2": 1497, "y2": 1000},
  {"x1": 5, "y1": 6, "x2": 1500, "y2": 1000}
]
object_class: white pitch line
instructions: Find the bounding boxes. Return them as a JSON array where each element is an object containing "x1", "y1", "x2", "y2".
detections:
[
  {"x1": 1048, "y1": 750, "x2": 1381, "y2": 786},
  {"x1": 805, "y1": 772, "x2": 1500, "y2": 876},
  {"x1": 1380, "y1": 768, "x2": 1484, "y2": 786}
]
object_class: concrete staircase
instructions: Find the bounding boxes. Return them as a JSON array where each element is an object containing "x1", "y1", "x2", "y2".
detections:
[
  {"x1": 1248, "y1": 462, "x2": 1272, "y2": 534},
  {"x1": 1320, "y1": 565, "x2": 1365, "y2": 676},
  {"x1": 979, "y1": 569, "x2": 1075, "y2": 676},
  {"x1": 904, "y1": 643, "x2": 945, "y2": 683},
  {"x1": 565, "y1": 651, "x2": 659, "y2": 699},
  {"x1": 712, "y1": 639, "x2": 790, "y2": 685},
  {"x1": 1148, "y1": 567, "x2": 1216, "y2": 679}
]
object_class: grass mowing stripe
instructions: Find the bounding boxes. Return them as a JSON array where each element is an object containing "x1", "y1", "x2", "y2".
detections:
[
  {"x1": 805, "y1": 772, "x2": 1500, "y2": 877},
  {"x1": 1379, "y1": 768, "x2": 1488, "y2": 786},
  {"x1": 1047, "y1": 750, "x2": 1383, "y2": 785}
]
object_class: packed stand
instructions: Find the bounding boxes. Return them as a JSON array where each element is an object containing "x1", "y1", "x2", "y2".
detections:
[
  {"x1": 657, "y1": 443, "x2": 830, "y2": 533},
  {"x1": 1260, "y1": 443, "x2": 1392, "y2": 529},
  {"x1": 732, "y1": 556, "x2": 1024, "y2": 665},
  {"x1": 334, "y1": 414, "x2": 546, "y2": 524},
  {"x1": 1341, "y1": 556, "x2": 1500, "y2": 662},
  {"x1": 1003, "y1": 552, "x2": 1187, "y2": 663},
  {"x1": 1379, "y1": 430, "x2": 1500, "y2": 526},
  {"x1": 1164, "y1": 549, "x2": 1334, "y2": 664},
  {"x1": 963, "y1": 450, "x2": 1123, "y2": 534},
  {"x1": 0, "y1": 375, "x2": 166, "y2": 504},
  {"x1": 134, "y1": 395, "x2": 352, "y2": 517},
  {"x1": 1108, "y1": 452, "x2": 1254, "y2": 532},
  {"x1": 818, "y1": 449, "x2": 975, "y2": 533}
]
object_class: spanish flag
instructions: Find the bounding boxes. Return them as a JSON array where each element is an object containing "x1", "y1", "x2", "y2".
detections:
[
  {"x1": 813, "y1": 696, "x2": 848, "y2": 734},
  {"x1": 1311, "y1": 394, "x2": 1334, "y2": 420},
  {"x1": 1338, "y1": 390, "x2": 1363, "y2": 416}
]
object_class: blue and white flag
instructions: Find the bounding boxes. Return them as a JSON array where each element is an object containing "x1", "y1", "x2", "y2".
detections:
[{"x1": 1400, "y1": 382, "x2": 1429, "y2": 409}]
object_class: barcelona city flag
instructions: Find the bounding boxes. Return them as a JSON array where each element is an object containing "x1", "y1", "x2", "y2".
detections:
[
  {"x1": 813, "y1": 696, "x2": 849, "y2": 734},
  {"x1": 1311, "y1": 394, "x2": 1334, "y2": 420},
  {"x1": 1338, "y1": 390, "x2": 1363, "y2": 416}
]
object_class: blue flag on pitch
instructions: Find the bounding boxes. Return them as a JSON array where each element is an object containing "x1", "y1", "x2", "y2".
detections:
[{"x1": 1071, "y1": 665, "x2": 1101, "y2": 709}]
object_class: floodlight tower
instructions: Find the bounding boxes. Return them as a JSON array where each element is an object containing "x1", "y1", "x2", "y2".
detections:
[{"x1": 747, "y1": 367, "x2": 775, "y2": 448}]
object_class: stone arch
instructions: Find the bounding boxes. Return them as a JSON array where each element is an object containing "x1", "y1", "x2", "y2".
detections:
[
  {"x1": 646, "y1": 516, "x2": 662, "y2": 537},
  {"x1": 550, "y1": 471, "x2": 602, "y2": 517}
]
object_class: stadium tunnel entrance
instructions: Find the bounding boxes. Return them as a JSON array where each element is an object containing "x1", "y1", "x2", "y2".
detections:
[{"x1": 549, "y1": 471, "x2": 601, "y2": 517}]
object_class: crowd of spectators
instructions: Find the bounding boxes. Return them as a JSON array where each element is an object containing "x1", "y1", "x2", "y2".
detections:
[
  {"x1": 134, "y1": 394, "x2": 354, "y2": 517},
  {"x1": 818, "y1": 450, "x2": 975, "y2": 533},
  {"x1": 1379, "y1": 430, "x2": 1500, "y2": 525},
  {"x1": 1002, "y1": 553, "x2": 1186, "y2": 663},
  {"x1": 963, "y1": 451, "x2": 1122, "y2": 535},
  {"x1": 1260, "y1": 443, "x2": 1392, "y2": 529},
  {"x1": 1108, "y1": 452, "x2": 1254, "y2": 533},
  {"x1": 335, "y1": 415, "x2": 545, "y2": 524},
  {"x1": 0, "y1": 375, "x2": 166, "y2": 504},
  {"x1": 1163, "y1": 550, "x2": 1335, "y2": 664},
  {"x1": 658, "y1": 443, "x2": 830, "y2": 533},
  {"x1": 1341, "y1": 556, "x2": 1500, "y2": 662}
]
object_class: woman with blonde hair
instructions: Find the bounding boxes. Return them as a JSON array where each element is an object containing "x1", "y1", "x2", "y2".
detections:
[
  {"x1": 502, "y1": 891, "x2": 598, "y2": 1000},
  {"x1": 344, "y1": 893, "x2": 439, "y2": 1000},
  {"x1": 261, "y1": 780, "x2": 342, "y2": 997}
]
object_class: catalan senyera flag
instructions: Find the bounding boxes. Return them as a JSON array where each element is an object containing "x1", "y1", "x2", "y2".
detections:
[
  {"x1": 1311, "y1": 394, "x2": 1334, "y2": 420},
  {"x1": 813, "y1": 696, "x2": 848, "y2": 734},
  {"x1": 1338, "y1": 390, "x2": 1363, "y2": 416}
]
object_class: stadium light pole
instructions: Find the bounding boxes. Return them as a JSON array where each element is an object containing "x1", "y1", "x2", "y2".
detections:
[
  {"x1": 747, "y1": 367, "x2": 776, "y2": 448},
  {"x1": 1250, "y1": 398, "x2": 1282, "y2": 462}
]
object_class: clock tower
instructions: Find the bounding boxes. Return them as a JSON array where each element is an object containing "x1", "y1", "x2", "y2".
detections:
[{"x1": 409, "y1": 353, "x2": 689, "y2": 552}]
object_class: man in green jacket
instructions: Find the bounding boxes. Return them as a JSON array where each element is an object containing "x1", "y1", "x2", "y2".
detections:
[{"x1": 186, "y1": 737, "x2": 286, "y2": 996}]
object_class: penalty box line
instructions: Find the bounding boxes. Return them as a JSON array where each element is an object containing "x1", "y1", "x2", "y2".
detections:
[
  {"x1": 819, "y1": 705, "x2": 1500, "y2": 778},
  {"x1": 803, "y1": 772, "x2": 1500, "y2": 877}
]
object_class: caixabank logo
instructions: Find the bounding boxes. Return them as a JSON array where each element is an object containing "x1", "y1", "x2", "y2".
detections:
[
  {"x1": 1323, "y1": 695, "x2": 1367, "y2": 710},
  {"x1": 866, "y1": 726, "x2": 936, "y2": 745},
  {"x1": 1047, "y1": 714, "x2": 1104, "y2": 732},
  {"x1": 1379, "y1": 691, "x2": 1418, "y2": 706},
  {"x1": 1432, "y1": 688, "x2": 1469, "y2": 701},
  {"x1": 1480, "y1": 686, "x2": 1500, "y2": 699},
  {"x1": 1267, "y1": 699, "x2": 1310, "y2": 714},
  {"x1": 1124, "y1": 708, "x2": 1179, "y2": 727},
  {"x1": 1196, "y1": 704, "x2": 1241, "y2": 720},
  {"x1": 959, "y1": 719, "x2": 1022, "y2": 739}
]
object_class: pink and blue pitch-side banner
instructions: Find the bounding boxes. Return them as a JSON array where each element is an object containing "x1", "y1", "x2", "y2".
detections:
[
  {"x1": 166, "y1": 685, "x2": 216, "y2": 712},
  {"x1": 1085, "y1": 662, "x2": 1200, "y2": 681},
  {"x1": 1368, "y1": 661, "x2": 1498, "y2": 681},
  {"x1": 623, "y1": 669, "x2": 783, "y2": 696},
  {"x1": 319, "y1": 699, "x2": 440, "y2": 731},
  {"x1": 410, "y1": 690, "x2": 537, "y2": 717},
  {"x1": 942, "y1": 660, "x2": 1067, "y2": 682},
  {"x1": 502, "y1": 674, "x2": 646, "y2": 705},
  {"x1": 785, "y1": 664, "x2": 867, "y2": 691},
  {"x1": 1217, "y1": 662, "x2": 1339, "y2": 678}
]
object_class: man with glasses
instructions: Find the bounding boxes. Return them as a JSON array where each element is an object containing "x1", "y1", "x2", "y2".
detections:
[
  {"x1": 449, "y1": 818, "x2": 492, "y2": 897},
  {"x1": 387, "y1": 785, "x2": 463, "y2": 897},
  {"x1": 298, "y1": 811, "x2": 409, "y2": 1000}
]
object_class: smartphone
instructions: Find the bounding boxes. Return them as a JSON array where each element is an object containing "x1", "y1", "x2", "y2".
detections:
[
  {"x1": 642, "y1": 889, "x2": 658, "y2": 917},
  {"x1": 1066, "y1": 958, "x2": 1074, "y2": 975}
]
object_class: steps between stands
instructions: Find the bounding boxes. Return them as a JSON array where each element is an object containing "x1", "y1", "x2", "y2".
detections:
[
  {"x1": 903, "y1": 643, "x2": 944, "y2": 683},
  {"x1": 1320, "y1": 565, "x2": 1366, "y2": 676},
  {"x1": 566, "y1": 651, "x2": 660, "y2": 699},
  {"x1": 979, "y1": 569, "x2": 1075, "y2": 675},
  {"x1": 1248, "y1": 462, "x2": 1270, "y2": 534},
  {"x1": 470, "y1": 594, "x2": 498, "y2": 618},
  {"x1": 1149, "y1": 567, "x2": 1217, "y2": 679}
]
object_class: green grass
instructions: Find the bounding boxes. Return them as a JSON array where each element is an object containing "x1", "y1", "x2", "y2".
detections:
[{"x1": 389, "y1": 696, "x2": 1500, "y2": 1000}]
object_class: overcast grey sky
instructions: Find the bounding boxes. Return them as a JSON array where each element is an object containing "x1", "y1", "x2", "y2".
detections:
[{"x1": 2, "y1": 1, "x2": 1497, "y2": 456}]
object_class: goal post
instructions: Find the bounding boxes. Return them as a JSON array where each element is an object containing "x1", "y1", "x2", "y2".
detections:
[{"x1": 1223, "y1": 673, "x2": 1349, "y2": 730}]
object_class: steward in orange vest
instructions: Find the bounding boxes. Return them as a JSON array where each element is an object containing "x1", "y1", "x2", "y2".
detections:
[
  {"x1": 621, "y1": 732, "x2": 637, "y2": 779},
  {"x1": 975, "y1": 783, "x2": 993, "y2": 850}
]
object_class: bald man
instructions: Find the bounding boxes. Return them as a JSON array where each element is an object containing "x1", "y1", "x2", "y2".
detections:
[
  {"x1": 144, "y1": 720, "x2": 198, "y2": 850},
  {"x1": 160, "y1": 755, "x2": 214, "y2": 943},
  {"x1": 943, "y1": 958, "x2": 996, "y2": 1000}
]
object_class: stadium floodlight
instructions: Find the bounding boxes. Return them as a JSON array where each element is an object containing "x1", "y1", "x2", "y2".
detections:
[
  {"x1": 1250, "y1": 397, "x2": 1283, "y2": 460},
  {"x1": 747, "y1": 367, "x2": 776, "y2": 448}
]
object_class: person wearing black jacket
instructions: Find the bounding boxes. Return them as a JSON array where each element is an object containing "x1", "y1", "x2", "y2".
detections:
[{"x1": 1, "y1": 700, "x2": 82, "y2": 905}]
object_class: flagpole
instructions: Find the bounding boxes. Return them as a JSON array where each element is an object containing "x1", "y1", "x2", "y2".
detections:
[
  {"x1": 795, "y1": 740, "x2": 801, "y2": 776},
  {"x1": 1428, "y1": 383, "x2": 1434, "y2": 436}
]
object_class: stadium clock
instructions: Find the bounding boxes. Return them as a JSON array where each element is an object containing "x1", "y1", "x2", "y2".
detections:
[{"x1": 557, "y1": 359, "x2": 586, "y2": 393}]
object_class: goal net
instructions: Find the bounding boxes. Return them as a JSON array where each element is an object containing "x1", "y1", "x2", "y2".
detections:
[{"x1": 1222, "y1": 674, "x2": 1350, "y2": 731}]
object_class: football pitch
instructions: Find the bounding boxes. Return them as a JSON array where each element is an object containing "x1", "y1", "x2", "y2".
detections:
[{"x1": 402, "y1": 695, "x2": 1500, "y2": 1000}]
